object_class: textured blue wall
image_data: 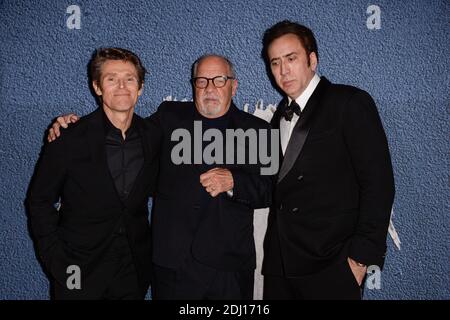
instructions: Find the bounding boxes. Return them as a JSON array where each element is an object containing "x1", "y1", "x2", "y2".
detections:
[{"x1": 0, "y1": 0, "x2": 448, "y2": 300}]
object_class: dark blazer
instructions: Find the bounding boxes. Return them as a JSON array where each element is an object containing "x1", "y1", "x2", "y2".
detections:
[
  {"x1": 148, "y1": 101, "x2": 273, "y2": 271},
  {"x1": 262, "y1": 77, "x2": 395, "y2": 277},
  {"x1": 26, "y1": 108, "x2": 159, "y2": 296}
]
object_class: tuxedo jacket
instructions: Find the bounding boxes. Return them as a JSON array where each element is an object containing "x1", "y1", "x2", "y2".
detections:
[
  {"x1": 148, "y1": 101, "x2": 273, "y2": 271},
  {"x1": 262, "y1": 77, "x2": 395, "y2": 277},
  {"x1": 26, "y1": 108, "x2": 159, "y2": 295}
]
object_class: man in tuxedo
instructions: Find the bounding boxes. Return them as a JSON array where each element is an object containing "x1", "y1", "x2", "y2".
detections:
[
  {"x1": 261, "y1": 20, "x2": 395, "y2": 299},
  {"x1": 26, "y1": 48, "x2": 159, "y2": 299},
  {"x1": 47, "y1": 54, "x2": 274, "y2": 299}
]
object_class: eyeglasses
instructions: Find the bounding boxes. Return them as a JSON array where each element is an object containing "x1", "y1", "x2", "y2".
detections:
[{"x1": 192, "y1": 76, "x2": 235, "y2": 89}]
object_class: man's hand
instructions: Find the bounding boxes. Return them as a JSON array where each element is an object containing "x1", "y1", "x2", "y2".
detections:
[
  {"x1": 347, "y1": 257, "x2": 368, "y2": 286},
  {"x1": 199, "y1": 168, "x2": 234, "y2": 197},
  {"x1": 48, "y1": 114, "x2": 80, "y2": 142}
]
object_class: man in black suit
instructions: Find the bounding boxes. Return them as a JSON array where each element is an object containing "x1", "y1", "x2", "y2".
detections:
[
  {"x1": 261, "y1": 21, "x2": 395, "y2": 299},
  {"x1": 148, "y1": 55, "x2": 273, "y2": 299},
  {"x1": 26, "y1": 48, "x2": 159, "y2": 299},
  {"x1": 47, "y1": 54, "x2": 275, "y2": 299}
]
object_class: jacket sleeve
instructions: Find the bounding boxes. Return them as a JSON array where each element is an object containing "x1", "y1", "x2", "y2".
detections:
[
  {"x1": 228, "y1": 121, "x2": 276, "y2": 209},
  {"x1": 228, "y1": 169, "x2": 273, "y2": 209},
  {"x1": 26, "y1": 138, "x2": 67, "y2": 272},
  {"x1": 143, "y1": 112, "x2": 163, "y2": 197},
  {"x1": 343, "y1": 90, "x2": 395, "y2": 269}
]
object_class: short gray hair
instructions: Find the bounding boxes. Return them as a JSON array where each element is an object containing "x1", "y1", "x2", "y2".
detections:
[{"x1": 191, "y1": 54, "x2": 236, "y2": 79}]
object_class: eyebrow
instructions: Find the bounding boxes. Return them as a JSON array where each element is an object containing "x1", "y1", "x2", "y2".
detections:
[
  {"x1": 102, "y1": 72, "x2": 137, "y2": 77},
  {"x1": 270, "y1": 52, "x2": 297, "y2": 63}
]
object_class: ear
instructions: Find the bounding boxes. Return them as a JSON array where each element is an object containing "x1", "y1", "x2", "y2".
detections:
[
  {"x1": 138, "y1": 82, "x2": 144, "y2": 96},
  {"x1": 231, "y1": 79, "x2": 238, "y2": 97},
  {"x1": 309, "y1": 52, "x2": 318, "y2": 72},
  {"x1": 92, "y1": 81, "x2": 102, "y2": 96}
]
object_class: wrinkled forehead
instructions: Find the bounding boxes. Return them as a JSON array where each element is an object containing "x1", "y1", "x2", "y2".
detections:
[
  {"x1": 268, "y1": 33, "x2": 305, "y2": 59},
  {"x1": 100, "y1": 59, "x2": 138, "y2": 75},
  {"x1": 196, "y1": 57, "x2": 231, "y2": 76}
]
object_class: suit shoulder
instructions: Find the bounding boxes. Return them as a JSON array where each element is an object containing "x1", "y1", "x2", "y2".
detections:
[
  {"x1": 53, "y1": 109, "x2": 102, "y2": 145},
  {"x1": 151, "y1": 101, "x2": 194, "y2": 123},
  {"x1": 328, "y1": 83, "x2": 373, "y2": 101},
  {"x1": 157, "y1": 101, "x2": 194, "y2": 115},
  {"x1": 136, "y1": 113, "x2": 159, "y2": 135},
  {"x1": 325, "y1": 83, "x2": 379, "y2": 120},
  {"x1": 41, "y1": 113, "x2": 94, "y2": 162},
  {"x1": 60, "y1": 110, "x2": 94, "y2": 136},
  {"x1": 236, "y1": 109, "x2": 271, "y2": 129}
]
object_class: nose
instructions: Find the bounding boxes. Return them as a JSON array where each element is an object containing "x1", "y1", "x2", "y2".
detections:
[
  {"x1": 280, "y1": 60, "x2": 289, "y2": 76},
  {"x1": 204, "y1": 79, "x2": 216, "y2": 92},
  {"x1": 118, "y1": 79, "x2": 125, "y2": 88}
]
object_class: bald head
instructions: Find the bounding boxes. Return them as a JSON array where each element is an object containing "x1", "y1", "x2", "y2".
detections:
[{"x1": 192, "y1": 55, "x2": 238, "y2": 118}]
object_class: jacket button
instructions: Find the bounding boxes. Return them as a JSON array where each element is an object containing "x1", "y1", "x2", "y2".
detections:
[
  {"x1": 292, "y1": 207, "x2": 299, "y2": 213},
  {"x1": 297, "y1": 175, "x2": 304, "y2": 181}
]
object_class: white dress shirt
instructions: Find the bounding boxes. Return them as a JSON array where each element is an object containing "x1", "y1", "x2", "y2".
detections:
[{"x1": 280, "y1": 73, "x2": 321, "y2": 155}]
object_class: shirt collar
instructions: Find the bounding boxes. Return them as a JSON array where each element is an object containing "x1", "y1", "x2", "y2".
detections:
[
  {"x1": 102, "y1": 108, "x2": 137, "y2": 138},
  {"x1": 288, "y1": 73, "x2": 321, "y2": 112}
]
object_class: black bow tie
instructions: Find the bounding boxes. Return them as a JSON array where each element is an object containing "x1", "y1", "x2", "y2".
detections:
[{"x1": 283, "y1": 100, "x2": 301, "y2": 121}]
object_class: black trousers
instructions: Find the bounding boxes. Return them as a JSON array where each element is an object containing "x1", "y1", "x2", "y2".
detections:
[
  {"x1": 263, "y1": 260, "x2": 362, "y2": 300},
  {"x1": 52, "y1": 234, "x2": 143, "y2": 300},
  {"x1": 151, "y1": 255, "x2": 254, "y2": 300}
]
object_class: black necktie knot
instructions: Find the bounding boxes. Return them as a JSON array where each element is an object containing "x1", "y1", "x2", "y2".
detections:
[{"x1": 283, "y1": 100, "x2": 301, "y2": 121}]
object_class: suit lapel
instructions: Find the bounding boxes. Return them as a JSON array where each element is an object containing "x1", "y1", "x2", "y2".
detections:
[
  {"x1": 85, "y1": 108, "x2": 110, "y2": 178},
  {"x1": 225, "y1": 103, "x2": 249, "y2": 170},
  {"x1": 85, "y1": 108, "x2": 124, "y2": 204},
  {"x1": 271, "y1": 100, "x2": 285, "y2": 171},
  {"x1": 188, "y1": 104, "x2": 204, "y2": 175},
  {"x1": 277, "y1": 77, "x2": 330, "y2": 183},
  {"x1": 227, "y1": 103, "x2": 241, "y2": 132},
  {"x1": 124, "y1": 115, "x2": 151, "y2": 208}
]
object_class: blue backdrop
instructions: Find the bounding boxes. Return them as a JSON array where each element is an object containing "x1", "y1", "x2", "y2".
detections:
[{"x1": 0, "y1": 0, "x2": 448, "y2": 300}]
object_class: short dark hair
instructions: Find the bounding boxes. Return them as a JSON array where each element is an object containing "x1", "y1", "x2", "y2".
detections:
[
  {"x1": 89, "y1": 47, "x2": 146, "y2": 88},
  {"x1": 262, "y1": 20, "x2": 319, "y2": 64}
]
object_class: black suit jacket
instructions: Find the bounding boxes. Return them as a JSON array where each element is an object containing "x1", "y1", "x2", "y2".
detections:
[
  {"x1": 148, "y1": 101, "x2": 273, "y2": 271},
  {"x1": 26, "y1": 108, "x2": 159, "y2": 295},
  {"x1": 263, "y1": 77, "x2": 395, "y2": 277}
]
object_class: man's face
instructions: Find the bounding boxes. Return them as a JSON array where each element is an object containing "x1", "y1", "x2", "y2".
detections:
[
  {"x1": 93, "y1": 60, "x2": 143, "y2": 114},
  {"x1": 268, "y1": 33, "x2": 317, "y2": 100},
  {"x1": 194, "y1": 56, "x2": 237, "y2": 118}
]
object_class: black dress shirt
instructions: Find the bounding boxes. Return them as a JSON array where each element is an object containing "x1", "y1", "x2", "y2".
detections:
[
  {"x1": 194, "y1": 108, "x2": 231, "y2": 209},
  {"x1": 103, "y1": 113, "x2": 144, "y2": 203}
]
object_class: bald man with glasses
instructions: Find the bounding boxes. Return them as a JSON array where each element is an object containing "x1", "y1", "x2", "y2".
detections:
[{"x1": 147, "y1": 55, "x2": 273, "y2": 299}]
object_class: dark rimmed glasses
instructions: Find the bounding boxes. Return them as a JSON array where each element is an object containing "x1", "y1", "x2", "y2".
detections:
[{"x1": 192, "y1": 76, "x2": 235, "y2": 89}]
